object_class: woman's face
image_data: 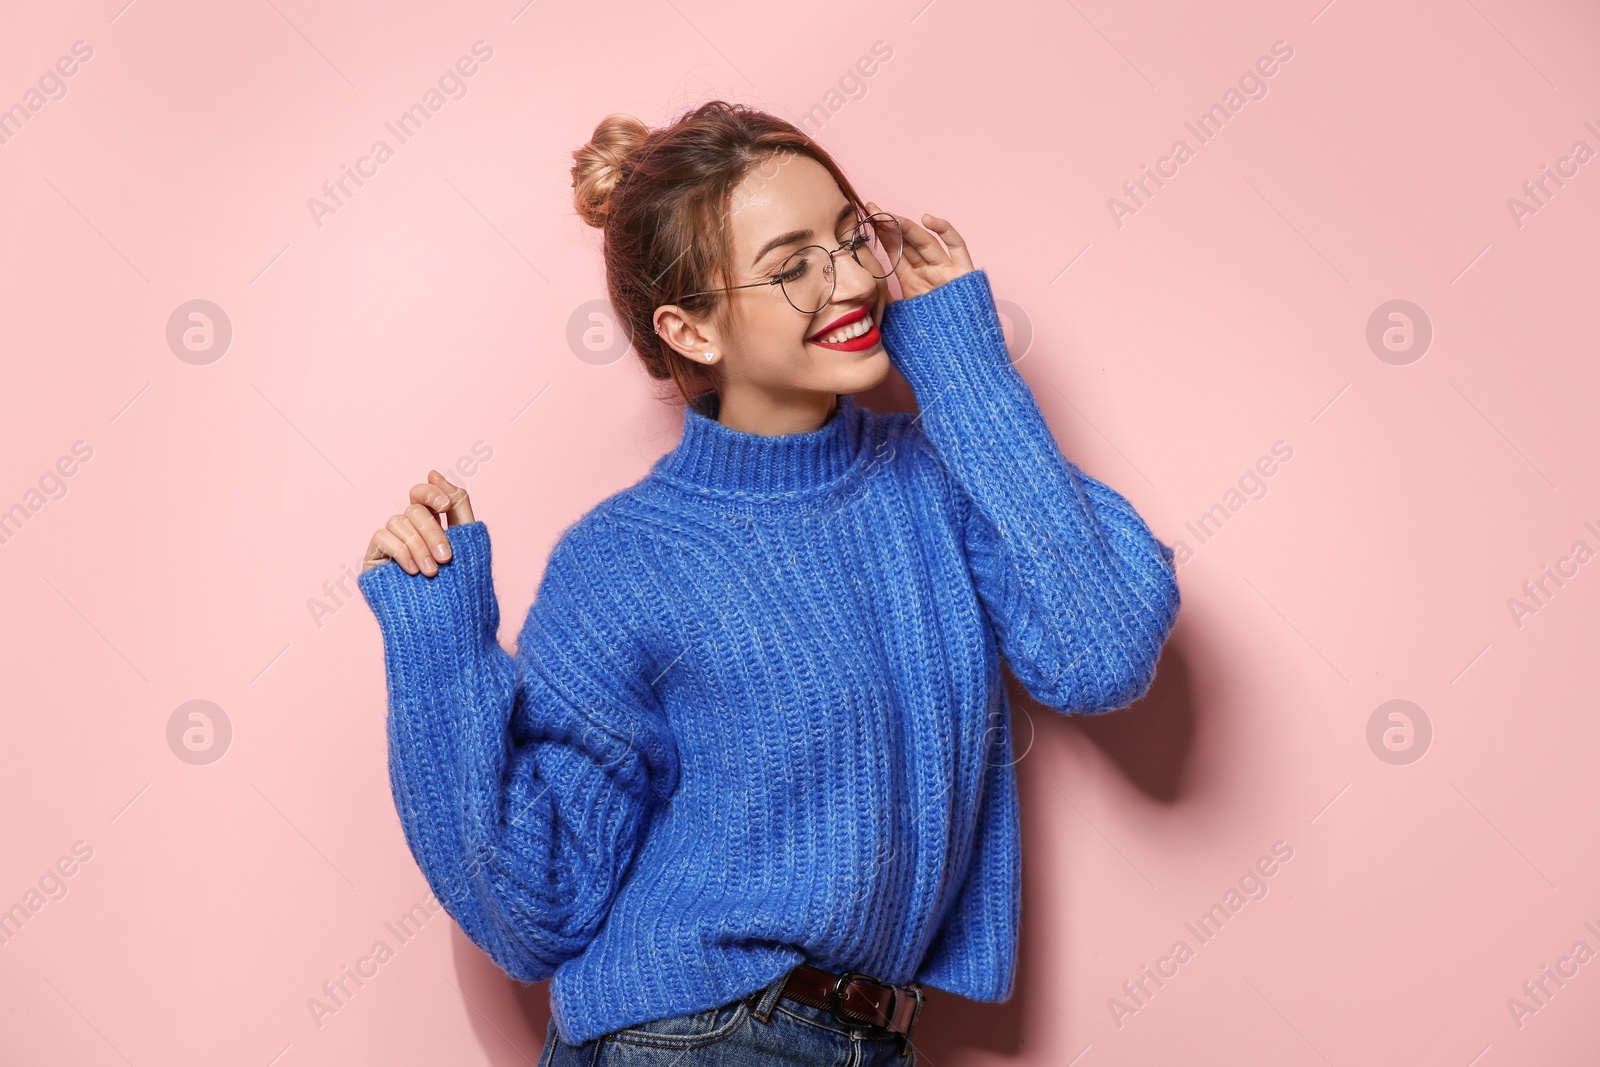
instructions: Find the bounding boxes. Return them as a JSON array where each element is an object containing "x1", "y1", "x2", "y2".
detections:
[{"x1": 662, "y1": 153, "x2": 893, "y2": 406}]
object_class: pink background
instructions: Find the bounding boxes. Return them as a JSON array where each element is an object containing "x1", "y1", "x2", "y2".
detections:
[{"x1": 3, "y1": 0, "x2": 1598, "y2": 1063}]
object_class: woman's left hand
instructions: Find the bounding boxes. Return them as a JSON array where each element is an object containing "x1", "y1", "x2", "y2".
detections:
[{"x1": 867, "y1": 201, "x2": 975, "y2": 301}]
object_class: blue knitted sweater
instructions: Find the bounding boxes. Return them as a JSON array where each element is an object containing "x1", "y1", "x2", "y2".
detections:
[{"x1": 357, "y1": 268, "x2": 1180, "y2": 1046}]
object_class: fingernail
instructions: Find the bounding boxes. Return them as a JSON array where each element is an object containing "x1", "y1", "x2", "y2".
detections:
[{"x1": 435, "y1": 543, "x2": 449, "y2": 561}]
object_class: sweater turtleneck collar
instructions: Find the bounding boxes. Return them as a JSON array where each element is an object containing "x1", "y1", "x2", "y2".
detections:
[{"x1": 651, "y1": 391, "x2": 866, "y2": 497}]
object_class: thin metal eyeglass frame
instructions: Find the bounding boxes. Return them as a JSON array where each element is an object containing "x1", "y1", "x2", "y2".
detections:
[{"x1": 674, "y1": 212, "x2": 902, "y2": 314}]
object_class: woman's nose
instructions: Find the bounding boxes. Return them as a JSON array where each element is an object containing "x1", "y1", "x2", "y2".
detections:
[{"x1": 830, "y1": 250, "x2": 879, "y2": 299}]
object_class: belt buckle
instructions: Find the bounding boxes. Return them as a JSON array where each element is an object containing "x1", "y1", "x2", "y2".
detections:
[
  {"x1": 829, "y1": 970, "x2": 898, "y2": 1031},
  {"x1": 897, "y1": 982, "x2": 924, "y2": 1056}
]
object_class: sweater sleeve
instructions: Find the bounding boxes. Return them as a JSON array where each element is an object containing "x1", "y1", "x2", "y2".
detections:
[
  {"x1": 878, "y1": 268, "x2": 1181, "y2": 714},
  {"x1": 356, "y1": 518, "x2": 678, "y2": 981}
]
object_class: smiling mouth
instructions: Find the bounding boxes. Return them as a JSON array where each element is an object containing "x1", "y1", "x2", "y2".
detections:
[{"x1": 807, "y1": 304, "x2": 877, "y2": 345}]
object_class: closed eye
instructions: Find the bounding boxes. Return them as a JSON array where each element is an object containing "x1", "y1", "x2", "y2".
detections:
[{"x1": 774, "y1": 260, "x2": 808, "y2": 284}]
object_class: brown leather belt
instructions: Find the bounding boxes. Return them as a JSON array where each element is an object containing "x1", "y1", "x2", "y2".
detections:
[{"x1": 778, "y1": 962, "x2": 923, "y2": 1042}]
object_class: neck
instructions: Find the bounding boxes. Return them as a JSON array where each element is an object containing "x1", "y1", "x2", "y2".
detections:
[{"x1": 714, "y1": 383, "x2": 840, "y2": 437}]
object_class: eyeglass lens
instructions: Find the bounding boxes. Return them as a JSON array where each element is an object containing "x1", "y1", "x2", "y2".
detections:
[{"x1": 778, "y1": 212, "x2": 903, "y2": 314}]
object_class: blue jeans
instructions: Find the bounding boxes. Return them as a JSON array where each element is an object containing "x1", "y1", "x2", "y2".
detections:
[{"x1": 539, "y1": 972, "x2": 919, "y2": 1067}]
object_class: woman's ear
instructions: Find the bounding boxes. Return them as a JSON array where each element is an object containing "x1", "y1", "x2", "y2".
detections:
[{"x1": 654, "y1": 305, "x2": 717, "y2": 364}]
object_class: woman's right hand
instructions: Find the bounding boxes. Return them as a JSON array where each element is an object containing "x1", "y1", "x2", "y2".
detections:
[{"x1": 362, "y1": 470, "x2": 475, "y2": 576}]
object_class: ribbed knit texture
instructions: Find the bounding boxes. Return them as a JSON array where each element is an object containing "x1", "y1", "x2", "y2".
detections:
[{"x1": 357, "y1": 268, "x2": 1181, "y2": 1046}]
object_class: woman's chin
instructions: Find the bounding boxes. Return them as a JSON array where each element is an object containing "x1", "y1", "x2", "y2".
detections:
[{"x1": 831, "y1": 349, "x2": 893, "y2": 393}]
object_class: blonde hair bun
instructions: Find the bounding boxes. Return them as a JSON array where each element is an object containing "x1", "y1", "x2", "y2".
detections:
[{"x1": 571, "y1": 113, "x2": 650, "y2": 229}]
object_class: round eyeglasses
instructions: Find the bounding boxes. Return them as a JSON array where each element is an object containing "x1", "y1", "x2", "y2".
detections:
[{"x1": 676, "y1": 211, "x2": 903, "y2": 315}]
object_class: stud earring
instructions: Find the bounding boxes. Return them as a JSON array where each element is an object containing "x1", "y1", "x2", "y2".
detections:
[{"x1": 704, "y1": 352, "x2": 715, "y2": 362}]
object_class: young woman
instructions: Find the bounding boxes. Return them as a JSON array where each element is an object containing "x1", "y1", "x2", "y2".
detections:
[{"x1": 358, "y1": 100, "x2": 1181, "y2": 1066}]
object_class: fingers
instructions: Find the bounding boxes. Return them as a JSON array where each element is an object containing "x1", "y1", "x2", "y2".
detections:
[
  {"x1": 361, "y1": 516, "x2": 447, "y2": 577},
  {"x1": 403, "y1": 503, "x2": 450, "y2": 571},
  {"x1": 866, "y1": 202, "x2": 971, "y2": 275},
  {"x1": 367, "y1": 524, "x2": 423, "y2": 575},
  {"x1": 895, "y1": 212, "x2": 948, "y2": 269},
  {"x1": 424, "y1": 470, "x2": 475, "y2": 526},
  {"x1": 365, "y1": 472, "x2": 474, "y2": 577},
  {"x1": 410, "y1": 476, "x2": 454, "y2": 517},
  {"x1": 402, "y1": 479, "x2": 454, "y2": 569},
  {"x1": 868, "y1": 203, "x2": 922, "y2": 265},
  {"x1": 378, "y1": 510, "x2": 442, "y2": 578},
  {"x1": 362, "y1": 531, "x2": 393, "y2": 573},
  {"x1": 920, "y1": 214, "x2": 975, "y2": 273}
]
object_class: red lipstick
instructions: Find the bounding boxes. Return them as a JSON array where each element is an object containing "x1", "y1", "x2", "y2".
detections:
[{"x1": 806, "y1": 304, "x2": 880, "y2": 352}]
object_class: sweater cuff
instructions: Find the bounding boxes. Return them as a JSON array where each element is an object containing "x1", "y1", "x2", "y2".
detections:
[
  {"x1": 879, "y1": 268, "x2": 1015, "y2": 395},
  {"x1": 357, "y1": 520, "x2": 501, "y2": 665}
]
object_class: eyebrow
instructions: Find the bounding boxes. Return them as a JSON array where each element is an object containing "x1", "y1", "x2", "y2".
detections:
[{"x1": 751, "y1": 203, "x2": 858, "y2": 268}]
